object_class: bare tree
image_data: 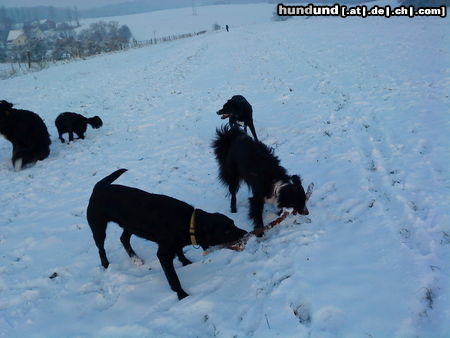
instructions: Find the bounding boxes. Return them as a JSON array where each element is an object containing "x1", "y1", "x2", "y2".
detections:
[
  {"x1": 0, "y1": 6, "x2": 7, "y2": 25},
  {"x1": 78, "y1": 21, "x2": 132, "y2": 56},
  {"x1": 118, "y1": 25, "x2": 132, "y2": 45},
  {"x1": 48, "y1": 6, "x2": 55, "y2": 22},
  {"x1": 73, "y1": 6, "x2": 80, "y2": 27},
  {"x1": 66, "y1": 8, "x2": 73, "y2": 25}
]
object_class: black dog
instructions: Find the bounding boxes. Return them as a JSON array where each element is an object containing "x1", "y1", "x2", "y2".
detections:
[
  {"x1": 55, "y1": 112, "x2": 103, "y2": 143},
  {"x1": 0, "y1": 100, "x2": 51, "y2": 170},
  {"x1": 216, "y1": 95, "x2": 258, "y2": 141},
  {"x1": 87, "y1": 169, "x2": 247, "y2": 300},
  {"x1": 212, "y1": 126, "x2": 310, "y2": 231}
]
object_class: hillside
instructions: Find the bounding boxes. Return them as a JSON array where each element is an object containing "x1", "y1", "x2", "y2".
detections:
[
  {"x1": 1, "y1": 4, "x2": 449, "y2": 337},
  {"x1": 78, "y1": 4, "x2": 276, "y2": 39}
]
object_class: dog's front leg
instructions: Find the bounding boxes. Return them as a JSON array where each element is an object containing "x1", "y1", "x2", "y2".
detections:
[
  {"x1": 249, "y1": 196, "x2": 265, "y2": 235},
  {"x1": 157, "y1": 246, "x2": 188, "y2": 300}
]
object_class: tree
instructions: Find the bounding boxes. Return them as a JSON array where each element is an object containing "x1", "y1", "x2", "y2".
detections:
[
  {"x1": 0, "y1": 6, "x2": 7, "y2": 25},
  {"x1": 118, "y1": 25, "x2": 132, "y2": 45},
  {"x1": 78, "y1": 21, "x2": 132, "y2": 56},
  {"x1": 66, "y1": 8, "x2": 73, "y2": 24},
  {"x1": 0, "y1": 6, "x2": 14, "y2": 43},
  {"x1": 52, "y1": 36, "x2": 79, "y2": 60},
  {"x1": 48, "y1": 6, "x2": 55, "y2": 22},
  {"x1": 31, "y1": 7, "x2": 39, "y2": 23},
  {"x1": 73, "y1": 6, "x2": 80, "y2": 27},
  {"x1": 11, "y1": 8, "x2": 20, "y2": 24},
  {"x1": 0, "y1": 45, "x2": 7, "y2": 62},
  {"x1": 25, "y1": 38, "x2": 48, "y2": 61},
  {"x1": 23, "y1": 21, "x2": 33, "y2": 38}
]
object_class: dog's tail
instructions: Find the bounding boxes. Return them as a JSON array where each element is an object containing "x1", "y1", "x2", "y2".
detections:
[
  {"x1": 212, "y1": 125, "x2": 245, "y2": 164},
  {"x1": 94, "y1": 169, "x2": 127, "y2": 190},
  {"x1": 86, "y1": 116, "x2": 103, "y2": 129}
]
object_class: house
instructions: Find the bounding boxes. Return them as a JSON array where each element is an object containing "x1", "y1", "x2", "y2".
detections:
[
  {"x1": 7, "y1": 30, "x2": 27, "y2": 47},
  {"x1": 29, "y1": 28, "x2": 45, "y2": 40}
]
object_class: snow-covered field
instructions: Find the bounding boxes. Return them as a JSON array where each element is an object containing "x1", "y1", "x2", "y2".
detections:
[
  {"x1": 1, "y1": 3, "x2": 449, "y2": 337},
  {"x1": 78, "y1": 4, "x2": 276, "y2": 40}
]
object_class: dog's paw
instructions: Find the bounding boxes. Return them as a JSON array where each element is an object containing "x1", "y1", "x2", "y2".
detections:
[
  {"x1": 131, "y1": 256, "x2": 145, "y2": 266},
  {"x1": 181, "y1": 259, "x2": 192, "y2": 266},
  {"x1": 230, "y1": 207, "x2": 237, "y2": 213},
  {"x1": 13, "y1": 158, "x2": 23, "y2": 171},
  {"x1": 254, "y1": 226, "x2": 265, "y2": 238},
  {"x1": 177, "y1": 290, "x2": 189, "y2": 300}
]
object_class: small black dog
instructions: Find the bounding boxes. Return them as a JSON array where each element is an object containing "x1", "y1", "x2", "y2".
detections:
[
  {"x1": 55, "y1": 112, "x2": 103, "y2": 143},
  {"x1": 216, "y1": 95, "x2": 258, "y2": 141},
  {"x1": 0, "y1": 100, "x2": 51, "y2": 170},
  {"x1": 87, "y1": 169, "x2": 247, "y2": 300},
  {"x1": 212, "y1": 126, "x2": 310, "y2": 231}
]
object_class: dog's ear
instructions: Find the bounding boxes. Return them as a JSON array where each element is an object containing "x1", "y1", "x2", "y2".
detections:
[
  {"x1": 194, "y1": 209, "x2": 212, "y2": 250},
  {"x1": 225, "y1": 99, "x2": 237, "y2": 110},
  {"x1": 0, "y1": 100, "x2": 14, "y2": 110},
  {"x1": 291, "y1": 175, "x2": 301, "y2": 185},
  {"x1": 231, "y1": 101, "x2": 240, "y2": 111}
]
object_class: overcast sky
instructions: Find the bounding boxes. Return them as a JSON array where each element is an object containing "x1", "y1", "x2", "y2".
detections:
[{"x1": 0, "y1": 0, "x2": 174, "y2": 10}]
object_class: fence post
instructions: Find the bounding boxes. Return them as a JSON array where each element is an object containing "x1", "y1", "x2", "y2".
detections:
[{"x1": 27, "y1": 51, "x2": 31, "y2": 69}]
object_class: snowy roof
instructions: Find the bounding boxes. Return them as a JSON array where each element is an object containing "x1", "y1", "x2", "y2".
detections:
[
  {"x1": 40, "y1": 19, "x2": 55, "y2": 24},
  {"x1": 7, "y1": 30, "x2": 24, "y2": 42}
]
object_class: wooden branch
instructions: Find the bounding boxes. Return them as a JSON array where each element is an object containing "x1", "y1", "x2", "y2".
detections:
[
  {"x1": 203, "y1": 182, "x2": 314, "y2": 255},
  {"x1": 202, "y1": 210, "x2": 291, "y2": 255}
]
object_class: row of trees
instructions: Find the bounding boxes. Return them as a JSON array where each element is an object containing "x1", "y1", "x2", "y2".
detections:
[{"x1": 6, "y1": 21, "x2": 132, "y2": 63}]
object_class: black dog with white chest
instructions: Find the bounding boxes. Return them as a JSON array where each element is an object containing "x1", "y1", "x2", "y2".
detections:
[
  {"x1": 55, "y1": 112, "x2": 103, "y2": 143},
  {"x1": 0, "y1": 100, "x2": 51, "y2": 170},
  {"x1": 213, "y1": 126, "x2": 310, "y2": 231},
  {"x1": 87, "y1": 169, "x2": 247, "y2": 300},
  {"x1": 216, "y1": 95, "x2": 258, "y2": 141}
]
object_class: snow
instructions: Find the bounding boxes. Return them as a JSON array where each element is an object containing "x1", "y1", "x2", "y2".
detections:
[
  {"x1": 77, "y1": 4, "x2": 275, "y2": 40},
  {"x1": 6, "y1": 30, "x2": 24, "y2": 42},
  {"x1": 1, "y1": 3, "x2": 449, "y2": 337}
]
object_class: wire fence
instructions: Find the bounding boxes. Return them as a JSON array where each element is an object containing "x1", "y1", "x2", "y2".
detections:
[{"x1": 0, "y1": 29, "x2": 210, "y2": 79}]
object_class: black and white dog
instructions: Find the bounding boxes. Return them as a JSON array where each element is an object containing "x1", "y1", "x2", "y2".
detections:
[
  {"x1": 212, "y1": 126, "x2": 310, "y2": 231},
  {"x1": 0, "y1": 100, "x2": 51, "y2": 170},
  {"x1": 55, "y1": 112, "x2": 103, "y2": 143},
  {"x1": 216, "y1": 95, "x2": 258, "y2": 141},
  {"x1": 87, "y1": 169, "x2": 247, "y2": 300}
]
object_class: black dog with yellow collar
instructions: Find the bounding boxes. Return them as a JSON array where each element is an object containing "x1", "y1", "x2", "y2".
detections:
[{"x1": 87, "y1": 169, "x2": 247, "y2": 300}]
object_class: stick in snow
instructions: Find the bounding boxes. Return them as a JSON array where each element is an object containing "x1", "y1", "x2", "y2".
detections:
[{"x1": 203, "y1": 182, "x2": 314, "y2": 255}]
